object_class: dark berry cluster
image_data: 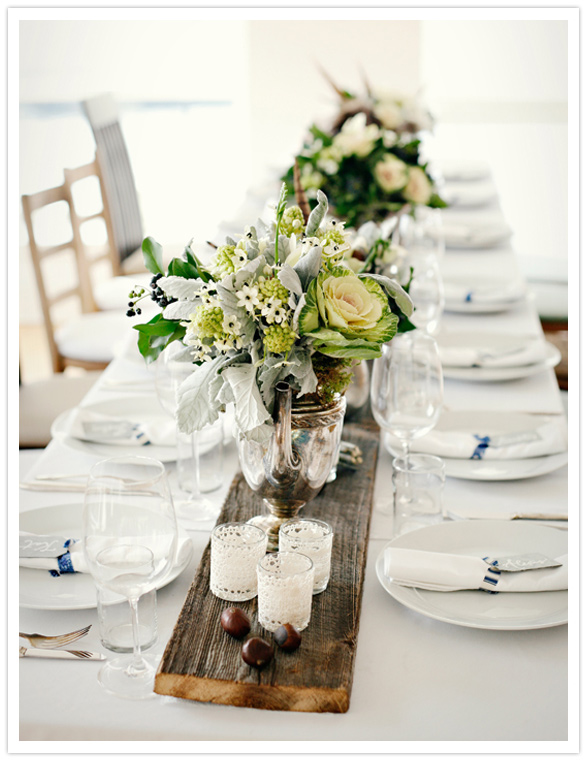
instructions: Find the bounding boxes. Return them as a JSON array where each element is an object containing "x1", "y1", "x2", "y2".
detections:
[
  {"x1": 150, "y1": 273, "x2": 177, "y2": 309},
  {"x1": 126, "y1": 287, "x2": 146, "y2": 317}
]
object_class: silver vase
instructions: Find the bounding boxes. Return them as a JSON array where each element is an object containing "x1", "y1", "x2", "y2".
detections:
[{"x1": 238, "y1": 382, "x2": 346, "y2": 551}]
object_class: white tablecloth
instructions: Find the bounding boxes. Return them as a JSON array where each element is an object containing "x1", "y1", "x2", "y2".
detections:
[{"x1": 17, "y1": 175, "x2": 570, "y2": 746}]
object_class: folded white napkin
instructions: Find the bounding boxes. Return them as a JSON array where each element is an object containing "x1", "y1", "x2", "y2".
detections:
[
  {"x1": 66, "y1": 408, "x2": 176, "y2": 447},
  {"x1": 444, "y1": 280, "x2": 525, "y2": 305},
  {"x1": 410, "y1": 418, "x2": 567, "y2": 460},
  {"x1": 19, "y1": 532, "x2": 192, "y2": 576},
  {"x1": 439, "y1": 337, "x2": 547, "y2": 368},
  {"x1": 384, "y1": 548, "x2": 568, "y2": 592}
]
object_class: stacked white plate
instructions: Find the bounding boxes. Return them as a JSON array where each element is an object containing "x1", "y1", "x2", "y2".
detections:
[
  {"x1": 443, "y1": 277, "x2": 526, "y2": 314},
  {"x1": 437, "y1": 332, "x2": 561, "y2": 382}
]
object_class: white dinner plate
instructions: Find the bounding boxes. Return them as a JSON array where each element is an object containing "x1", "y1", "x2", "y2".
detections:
[
  {"x1": 384, "y1": 411, "x2": 568, "y2": 481},
  {"x1": 443, "y1": 343, "x2": 561, "y2": 382},
  {"x1": 51, "y1": 397, "x2": 178, "y2": 463},
  {"x1": 444, "y1": 296, "x2": 527, "y2": 315},
  {"x1": 19, "y1": 504, "x2": 193, "y2": 610},
  {"x1": 443, "y1": 182, "x2": 497, "y2": 208},
  {"x1": 375, "y1": 520, "x2": 568, "y2": 630},
  {"x1": 439, "y1": 161, "x2": 491, "y2": 183},
  {"x1": 441, "y1": 222, "x2": 513, "y2": 250}
]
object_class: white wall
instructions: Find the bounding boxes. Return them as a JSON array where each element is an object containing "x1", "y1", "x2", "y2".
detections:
[
  {"x1": 247, "y1": 20, "x2": 421, "y2": 184},
  {"x1": 420, "y1": 19, "x2": 568, "y2": 269}
]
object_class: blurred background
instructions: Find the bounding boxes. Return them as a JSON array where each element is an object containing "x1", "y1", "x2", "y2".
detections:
[{"x1": 19, "y1": 18, "x2": 568, "y2": 388}]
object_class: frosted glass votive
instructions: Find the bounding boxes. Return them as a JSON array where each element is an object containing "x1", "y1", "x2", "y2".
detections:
[
  {"x1": 279, "y1": 519, "x2": 333, "y2": 594},
  {"x1": 210, "y1": 523, "x2": 267, "y2": 601},
  {"x1": 257, "y1": 551, "x2": 314, "y2": 632}
]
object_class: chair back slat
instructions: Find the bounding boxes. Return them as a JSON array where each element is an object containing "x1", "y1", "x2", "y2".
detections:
[
  {"x1": 83, "y1": 95, "x2": 143, "y2": 265},
  {"x1": 22, "y1": 186, "x2": 84, "y2": 372}
]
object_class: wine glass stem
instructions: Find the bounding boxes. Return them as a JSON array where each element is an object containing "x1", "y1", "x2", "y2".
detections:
[
  {"x1": 401, "y1": 440, "x2": 410, "y2": 469},
  {"x1": 127, "y1": 596, "x2": 147, "y2": 676}
]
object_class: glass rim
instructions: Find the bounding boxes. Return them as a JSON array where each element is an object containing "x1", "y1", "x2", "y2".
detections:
[
  {"x1": 212, "y1": 522, "x2": 267, "y2": 545},
  {"x1": 88, "y1": 455, "x2": 167, "y2": 488},
  {"x1": 257, "y1": 551, "x2": 313, "y2": 576},
  {"x1": 279, "y1": 518, "x2": 333, "y2": 538}
]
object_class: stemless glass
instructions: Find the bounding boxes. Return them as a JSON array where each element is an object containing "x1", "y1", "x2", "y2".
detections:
[
  {"x1": 371, "y1": 331, "x2": 444, "y2": 470},
  {"x1": 83, "y1": 455, "x2": 178, "y2": 700},
  {"x1": 155, "y1": 343, "x2": 224, "y2": 528}
]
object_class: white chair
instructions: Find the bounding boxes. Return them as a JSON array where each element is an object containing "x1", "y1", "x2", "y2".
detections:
[{"x1": 19, "y1": 371, "x2": 102, "y2": 448}]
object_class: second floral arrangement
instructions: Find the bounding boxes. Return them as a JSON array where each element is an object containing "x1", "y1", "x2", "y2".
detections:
[{"x1": 283, "y1": 113, "x2": 446, "y2": 229}]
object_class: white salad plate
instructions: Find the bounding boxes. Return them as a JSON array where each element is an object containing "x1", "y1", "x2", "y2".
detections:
[
  {"x1": 384, "y1": 411, "x2": 568, "y2": 481},
  {"x1": 375, "y1": 520, "x2": 568, "y2": 630},
  {"x1": 19, "y1": 504, "x2": 193, "y2": 610},
  {"x1": 51, "y1": 397, "x2": 178, "y2": 463}
]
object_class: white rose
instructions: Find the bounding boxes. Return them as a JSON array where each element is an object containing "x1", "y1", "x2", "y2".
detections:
[
  {"x1": 374, "y1": 101, "x2": 403, "y2": 130},
  {"x1": 373, "y1": 154, "x2": 409, "y2": 194},
  {"x1": 332, "y1": 113, "x2": 380, "y2": 158},
  {"x1": 403, "y1": 167, "x2": 433, "y2": 205}
]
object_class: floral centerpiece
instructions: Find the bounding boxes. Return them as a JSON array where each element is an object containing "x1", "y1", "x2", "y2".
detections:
[
  {"x1": 130, "y1": 185, "x2": 413, "y2": 445},
  {"x1": 321, "y1": 70, "x2": 435, "y2": 136},
  {"x1": 282, "y1": 113, "x2": 446, "y2": 230}
]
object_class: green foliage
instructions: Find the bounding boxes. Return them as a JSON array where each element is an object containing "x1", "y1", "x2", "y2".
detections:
[
  {"x1": 133, "y1": 313, "x2": 186, "y2": 364},
  {"x1": 142, "y1": 237, "x2": 164, "y2": 275}
]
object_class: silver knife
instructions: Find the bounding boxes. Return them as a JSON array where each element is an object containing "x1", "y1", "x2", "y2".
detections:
[{"x1": 19, "y1": 646, "x2": 105, "y2": 661}]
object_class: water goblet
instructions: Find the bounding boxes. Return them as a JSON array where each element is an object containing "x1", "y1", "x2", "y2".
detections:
[
  {"x1": 371, "y1": 330, "x2": 444, "y2": 472},
  {"x1": 155, "y1": 343, "x2": 224, "y2": 528},
  {"x1": 83, "y1": 455, "x2": 178, "y2": 699}
]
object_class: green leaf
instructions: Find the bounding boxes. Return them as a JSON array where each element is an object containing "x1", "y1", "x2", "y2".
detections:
[
  {"x1": 142, "y1": 237, "x2": 164, "y2": 275},
  {"x1": 184, "y1": 244, "x2": 213, "y2": 282},
  {"x1": 167, "y1": 257, "x2": 200, "y2": 280},
  {"x1": 133, "y1": 313, "x2": 181, "y2": 336}
]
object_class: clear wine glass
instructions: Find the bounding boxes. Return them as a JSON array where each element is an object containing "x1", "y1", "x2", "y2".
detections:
[
  {"x1": 83, "y1": 455, "x2": 178, "y2": 700},
  {"x1": 371, "y1": 331, "x2": 444, "y2": 469},
  {"x1": 154, "y1": 343, "x2": 224, "y2": 528},
  {"x1": 404, "y1": 249, "x2": 445, "y2": 335}
]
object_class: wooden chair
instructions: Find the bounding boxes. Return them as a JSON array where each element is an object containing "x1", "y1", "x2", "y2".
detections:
[
  {"x1": 64, "y1": 155, "x2": 152, "y2": 311},
  {"x1": 22, "y1": 180, "x2": 136, "y2": 373}
]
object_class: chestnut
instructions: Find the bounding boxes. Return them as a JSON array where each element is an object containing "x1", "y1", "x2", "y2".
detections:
[
  {"x1": 241, "y1": 637, "x2": 274, "y2": 668},
  {"x1": 273, "y1": 623, "x2": 302, "y2": 652},
  {"x1": 220, "y1": 607, "x2": 251, "y2": 639}
]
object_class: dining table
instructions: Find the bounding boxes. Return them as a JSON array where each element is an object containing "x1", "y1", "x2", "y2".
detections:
[{"x1": 17, "y1": 159, "x2": 572, "y2": 748}]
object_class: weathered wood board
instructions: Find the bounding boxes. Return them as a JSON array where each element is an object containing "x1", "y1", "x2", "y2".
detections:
[{"x1": 154, "y1": 418, "x2": 379, "y2": 713}]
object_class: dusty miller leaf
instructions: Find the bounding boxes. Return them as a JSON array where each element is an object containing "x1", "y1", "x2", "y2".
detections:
[{"x1": 305, "y1": 190, "x2": 328, "y2": 237}]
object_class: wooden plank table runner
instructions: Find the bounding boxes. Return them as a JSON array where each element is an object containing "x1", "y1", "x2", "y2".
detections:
[{"x1": 154, "y1": 416, "x2": 380, "y2": 713}]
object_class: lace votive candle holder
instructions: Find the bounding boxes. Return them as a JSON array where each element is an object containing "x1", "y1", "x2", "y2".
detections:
[
  {"x1": 257, "y1": 552, "x2": 314, "y2": 632},
  {"x1": 279, "y1": 519, "x2": 333, "y2": 594},
  {"x1": 210, "y1": 523, "x2": 267, "y2": 601}
]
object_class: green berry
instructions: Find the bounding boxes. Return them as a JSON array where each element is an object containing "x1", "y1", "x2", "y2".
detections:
[
  {"x1": 263, "y1": 324, "x2": 297, "y2": 354},
  {"x1": 280, "y1": 206, "x2": 305, "y2": 238},
  {"x1": 258, "y1": 278, "x2": 289, "y2": 306},
  {"x1": 190, "y1": 305, "x2": 225, "y2": 341},
  {"x1": 211, "y1": 245, "x2": 237, "y2": 277}
]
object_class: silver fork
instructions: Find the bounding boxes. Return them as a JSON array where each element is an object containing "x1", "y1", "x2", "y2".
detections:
[{"x1": 19, "y1": 625, "x2": 91, "y2": 649}]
